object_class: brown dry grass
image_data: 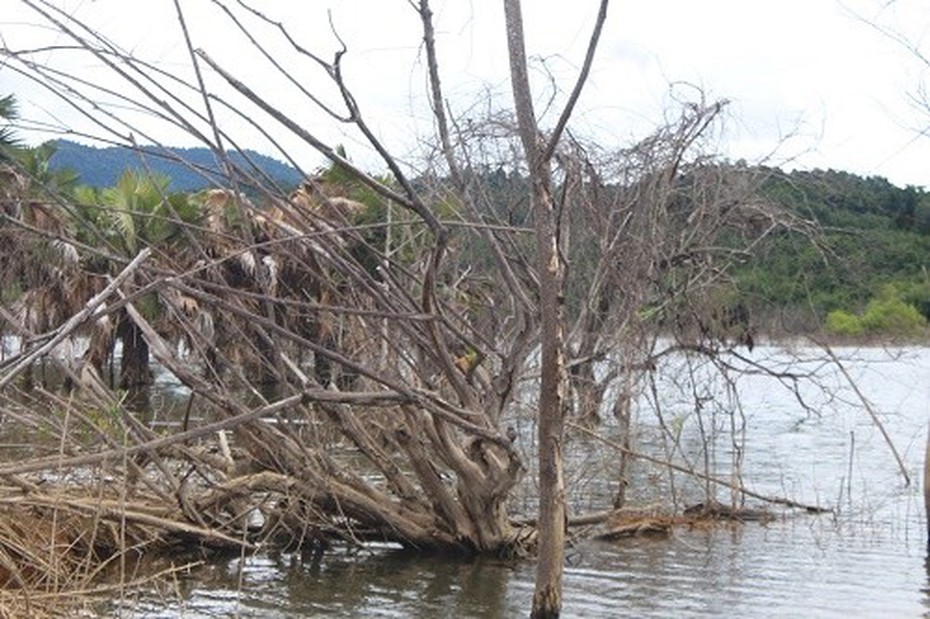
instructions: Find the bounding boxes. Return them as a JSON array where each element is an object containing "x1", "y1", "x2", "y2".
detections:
[{"x1": 0, "y1": 494, "x2": 210, "y2": 617}]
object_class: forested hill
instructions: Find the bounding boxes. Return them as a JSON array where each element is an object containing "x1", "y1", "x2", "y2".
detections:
[
  {"x1": 48, "y1": 140, "x2": 302, "y2": 191},
  {"x1": 738, "y1": 167, "x2": 930, "y2": 327},
  {"x1": 764, "y1": 168, "x2": 928, "y2": 233},
  {"x1": 40, "y1": 138, "x2": 930, "y2": 328}
]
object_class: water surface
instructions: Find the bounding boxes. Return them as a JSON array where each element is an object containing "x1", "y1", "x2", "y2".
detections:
[{"x1": 103, "y1": 345, "x2": 930, "y2": 617}]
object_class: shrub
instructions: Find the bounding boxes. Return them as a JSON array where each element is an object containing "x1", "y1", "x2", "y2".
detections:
[
  {"x1": 825, "y1": 284, "x2": 927, "y2": 338},
  {"x1": 860, "y1": 296, "x2": 926, "y2": 335},
  {"x1": 825, "y1": 310, "x2": 865, "y2": 336}
]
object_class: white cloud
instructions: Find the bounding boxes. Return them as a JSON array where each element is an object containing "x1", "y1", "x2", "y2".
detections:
[{"x1": 3, "y1": 0, "x2": 930, "y2": 186}]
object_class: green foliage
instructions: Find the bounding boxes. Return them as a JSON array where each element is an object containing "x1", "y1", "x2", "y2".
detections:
[
  {"x1": 314, "y1": 152, "x2": 408, "y2": 277},
  {"x1": 318, "y1": 145, "x2": 355, "y2": 187},
  {"x1": 9, "y1": 142, "x2": 80, "y2": 198},
  {"x1": 897, "y1": 279, "x2": 930, "y2": 320},
  {"x1": 79, "y1": 169, "x2": 200, "y2": 255},
  {"x1": 860, "y1": 288, "x2": 927, "y2": 334},
  {"x1": 737, "y1": 167, "x2": 930, "y2": 328},
  {"x1": 0, "y1": 94, "x2": 21, "y2": 157},
  {"x1": 825, "y1": 285, "x2": 927, "y2": 337},
  {"x1": 825, "y1": 310, "x2": 865, "y2": 337},
  {"x1": 761, "y1": 168, "x2": 926, "y2": 229}
]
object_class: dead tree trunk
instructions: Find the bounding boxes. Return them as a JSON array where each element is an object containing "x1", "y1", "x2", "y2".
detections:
[
  {"x1": 570, "y1": 359, "x2": 609, "y2": 426},
  {"x1": 924, "y1": 422, "x2": 930, "y2": 550},
  {"x1": 502, "y1": 2, "x2": 566, "y2": 613},
  {"x1": 117, "y1": 313, "x2": 151, "y2": 389},
  {"x1": 503, "y1": 1, "x2": 609, "y2": 615}
]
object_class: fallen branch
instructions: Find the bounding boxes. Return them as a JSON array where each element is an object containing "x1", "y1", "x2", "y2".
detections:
[
  {"x1": 817, "y1": 341, "x2": 910, "y2": 486},
  {"x1": 0, "y1": 494, "x2": 251, "y2": 549}
]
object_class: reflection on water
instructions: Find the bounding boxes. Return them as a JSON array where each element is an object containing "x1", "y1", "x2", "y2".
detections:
[
  {"x1": 112, "y1": 551, "x2": 522, "y2": 618},
  {"x1": 96, "y1": 345, "x2": 930, "y2": 616},
  {"x1": 112, "y1": 519, "x2": 929, "y2": 618}
]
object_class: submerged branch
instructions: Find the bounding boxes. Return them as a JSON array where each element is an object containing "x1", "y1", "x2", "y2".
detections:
[{"x1": 569, "y1": 422, "x2": 832, "y2": 514}]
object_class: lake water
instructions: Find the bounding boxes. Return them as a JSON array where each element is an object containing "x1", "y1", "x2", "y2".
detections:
[{"x1": 98, "y1": 344, "x2": 930, "y2": 617}]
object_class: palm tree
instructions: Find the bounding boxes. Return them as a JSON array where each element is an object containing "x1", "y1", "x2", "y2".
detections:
[
  {"x1": 0, "y1": 94, "x2": 21, "y2": 159},
  {"x1": 76, "y1": 169, "x2": 201, "y2": 388},
  {"x1": 0, "y1": 163, "x2": 86, "y2": 390},
  {"x1": 14, "y1": 142, "x2": 79, "y2": 199}
]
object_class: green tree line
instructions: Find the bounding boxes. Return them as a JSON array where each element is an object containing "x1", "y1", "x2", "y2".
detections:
[
  {"x1": 732, "y1": 167, "x2": 930, "y2": 336},
  {"x1": 4, "y1": 93, "x2": 929, "y2": 341}
]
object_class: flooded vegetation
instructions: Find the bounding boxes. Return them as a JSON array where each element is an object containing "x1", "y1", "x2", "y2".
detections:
[
  {"x1": 1, "y1": 337, "x2": 925, "y2": 616},
  {"x1": 3, "y1": 2, "x2": 930, "y2": 617},
  {"x1": 88, "y1": 345, "x2": 926, "y2": 617}
]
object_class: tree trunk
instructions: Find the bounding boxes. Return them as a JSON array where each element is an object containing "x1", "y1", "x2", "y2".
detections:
[
  {"x1": 570, "y1": 360, "x2": 607, "y2": 426},
  {"x1": 118, "y1": 315, "x2": 151, "y2": 389},
  {"x1": 924, "y1": 422, "x2": 930, "y2": 550},
  {"x1": 503, "y1": 0, "x2": 608, "y2": 612},
  {"x1": 612, "y1": 383, "x2": 634, "y2": 509},
  {"x1": 502, "y1": 1, "x2": 567, "y2": 615}
]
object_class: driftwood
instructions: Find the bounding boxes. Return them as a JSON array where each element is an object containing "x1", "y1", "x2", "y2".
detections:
[
  {"x1": 681, "y1": 500, "x2": 774, "y2": 522},
  {"x1": 594, "y1": 501, "x2": 775, "y2": 542},
  {"x1": 596, "y1": 518, "x2": 673, "y2": 540}
]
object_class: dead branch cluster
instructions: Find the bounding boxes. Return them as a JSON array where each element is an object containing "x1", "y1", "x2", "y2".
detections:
[{"x1": 0, "y1": 2, "x2": 846, "y2": 613}]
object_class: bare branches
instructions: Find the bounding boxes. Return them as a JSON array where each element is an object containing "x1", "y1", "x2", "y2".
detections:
[
  {"x1": 173, "y1": 0, "x2": 229, "y2": 176},
  {"x1": 818, "y1": 342, "x2": 911, "y2": 485},
  {"x1": 570, "y1": 422, "x2": 831, "y2": 513},
  {"x1": 0, "y1": 7, "x2": 910, "y2": 607},
  {"x1": 212, "y1": 0, "x2": 354, "y2": 122},
  {"x1": 193, "y1": 51, "x2": 415, "y2": 207},
  {"x1": 417, "y1": 0, "x2": 461, "y2": 184},
  {"x1": 0, "y1": 248, "x2": 152, "y2": 389},
  {"x1": 541, "y1": 0, "x2": 609, "y2": 163}
]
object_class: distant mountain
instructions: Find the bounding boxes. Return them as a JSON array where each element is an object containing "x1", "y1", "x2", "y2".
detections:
[{"x1": 48, "y1": 140, "x2": 303, "y2": 191}]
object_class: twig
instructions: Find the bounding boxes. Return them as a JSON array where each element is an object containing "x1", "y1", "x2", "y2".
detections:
[
  {"x1": 540, "y1": 0, "x2": 609, "y2": 162},
  {"x1": 819, "y1": 343, "x2": 910, "y2": 486}
]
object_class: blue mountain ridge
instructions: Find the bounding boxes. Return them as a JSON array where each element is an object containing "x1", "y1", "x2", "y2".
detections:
[{"x1": 48, "y1": 139, "x2": 303, "y2": 191}]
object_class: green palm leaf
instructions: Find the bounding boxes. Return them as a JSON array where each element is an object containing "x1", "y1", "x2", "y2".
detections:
[{"x1": 0, "y1": 94, "x2": 22, "y2": 158}]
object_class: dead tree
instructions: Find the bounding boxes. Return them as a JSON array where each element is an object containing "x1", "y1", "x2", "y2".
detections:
[
  {"x1": 1, "y1": 0, "x2": 553, "y2": 556},
  {"x1": 3, "y1": 3, "x2": 905, "y2": 618},
  {"x1": 500, "y1": 1, "x2": 610, "y2": 615}
]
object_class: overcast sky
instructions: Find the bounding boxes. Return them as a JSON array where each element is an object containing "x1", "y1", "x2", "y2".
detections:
[{"x1": 3, "y1": 0, "x2": 930, "y2": 187}]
